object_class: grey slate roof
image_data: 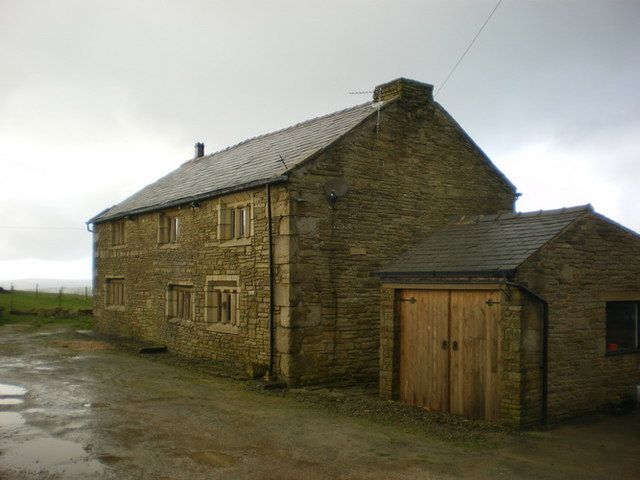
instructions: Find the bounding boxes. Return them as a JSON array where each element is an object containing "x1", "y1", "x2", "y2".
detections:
[
  {"x1": 90, "y1": 101, "x2": 381, "y2": 223},
  {"x1": 377, "y1": 205, "x2": 593, "y2": 276}
]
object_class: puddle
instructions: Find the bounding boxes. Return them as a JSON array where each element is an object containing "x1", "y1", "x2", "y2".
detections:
[
  {"x1": 98, "y1": 454, "x2": 129, "y2": 464},
  {"x1": 0, "y1": 398, "x2": 24, "y2": 405},
  {"x1": 0, "y1": 383, "x2": 27, "y2": 397},
  {"x1": 0, "y1": 411, "x2": 25, "y2": 428},
  {"x1": 0, "y1": 437, "x2": 104, "y2": 477},
  {"x1": 84, "y1": 402, "x2": 110, "y2": 409}
]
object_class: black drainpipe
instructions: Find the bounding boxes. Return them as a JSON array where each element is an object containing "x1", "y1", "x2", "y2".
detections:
[
  {"x1": 504, "y1": 280, "x2": 549, "y2": 426},
  {"x1": 266, "y1": 184, "x2": 275, "y2": 378}
]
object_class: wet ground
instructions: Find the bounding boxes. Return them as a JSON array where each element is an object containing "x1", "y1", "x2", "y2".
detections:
[{"x1": 0, "y1": 324, "x2": 638, "y2": 479}]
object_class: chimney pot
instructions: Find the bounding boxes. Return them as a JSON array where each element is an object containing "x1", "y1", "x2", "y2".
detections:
[{"x1": 194, "y1": 142, "x2": 205, "y2": 158}]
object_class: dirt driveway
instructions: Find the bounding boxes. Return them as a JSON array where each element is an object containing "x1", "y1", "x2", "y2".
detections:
[{"x1": 0, "y1": 324, "x2": 638, "y2": 480}]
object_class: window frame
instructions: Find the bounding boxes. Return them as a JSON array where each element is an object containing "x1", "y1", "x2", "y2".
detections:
[
  {"x1": 217, "y1": 199, "x2": 252, "y2": 244},
  {"x1": 166, "y1": 283, "x2": 194, "y2": 321},
  {"x1": 105, "y1": 277, "x2": 125, "y2": 310},
  {"x1": 111, "y1": 219, "x2": 126, "y2": 247},
  {"x1": 159, "y1": 213, "x2": 180, "y2": 244},
  {"x1": 605, "y1": 300, "x2": 640, "y2": 355},
  {"x1": 204, "y1": 275, "x2": 241, "y2": 333}
]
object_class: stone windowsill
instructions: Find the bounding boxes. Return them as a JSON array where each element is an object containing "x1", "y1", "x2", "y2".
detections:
[
  {"x1": 158, "y1": 243, "x2": 180, "y2": 249},
  {"x1": 205, "y1": 323, "x2": 240, "y2": 335},
  {"x1": 168, "y1": 317, "x2": 192, "y2": 327},
  {"x1": 212, "y1": 237, "x2": 252, "y2": 248},
  {"x1": 167, "y1": 318, "x2": 239, "y2": 335},
  {"x1": 605, "y1": 348, "x2": 640, "y2": 357}
]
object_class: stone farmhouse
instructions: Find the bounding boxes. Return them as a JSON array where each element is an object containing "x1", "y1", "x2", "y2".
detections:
[{"x1": 88, "y1": 78, "x2": 639, "y2": 426}]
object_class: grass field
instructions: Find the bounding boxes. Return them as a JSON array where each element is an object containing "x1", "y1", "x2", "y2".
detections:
[{"x1": 0, "y1": 290, "x2": 93, "y2": 329}]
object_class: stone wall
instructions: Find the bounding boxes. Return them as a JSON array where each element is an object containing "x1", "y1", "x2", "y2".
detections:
[
  {"x1": 285, "y1": 80, "x2": 516, "y2": 385},
  {"x1": 517, "y1": 213, "x2": 640, "y2": 422},
  {"x1": 93, "y1": 184, "x2": 291, "y2": 375}
]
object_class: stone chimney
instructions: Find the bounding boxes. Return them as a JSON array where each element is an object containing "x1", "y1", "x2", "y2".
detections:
[
  {"x1": 194, "y1": 142, "x2": 205, "y2": 158},
  {"x1": 373, "y1": 78, "x2": 434, "y2": 104}
]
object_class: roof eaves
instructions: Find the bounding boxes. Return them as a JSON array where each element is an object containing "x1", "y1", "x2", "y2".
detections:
[{"x1": 88, "y1": 174, "x2": 289, "y2": 224}]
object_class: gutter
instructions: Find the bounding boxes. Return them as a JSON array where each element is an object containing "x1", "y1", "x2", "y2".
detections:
[
  {"x1": 372, "y1": 269, "x2": 516, "y2": 279},
  {"x1": 266, "y1": 183, "x2": 275, "y2": 378}
]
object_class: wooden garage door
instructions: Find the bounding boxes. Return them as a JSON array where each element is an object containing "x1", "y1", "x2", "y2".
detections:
[{"x1": 399, "y1": 289, "x2": 500, "y2": 421}]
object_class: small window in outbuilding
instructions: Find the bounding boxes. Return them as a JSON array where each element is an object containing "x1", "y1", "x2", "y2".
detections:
[
  {"x1": 159, "y1": 213, "x2": 180, "y2": 244},
  {"x1": 606, "y1": 301, "x2": 639, "y2": 353},
  {"x1": 167, "y1": 285, "x2": 193, "y2": 320},
  {"x1": 111, "y1": 220, "x2": 126, "y2": 246},
  {"x1": 105, "y1": 278, "x2": 125, "y2": 307}
]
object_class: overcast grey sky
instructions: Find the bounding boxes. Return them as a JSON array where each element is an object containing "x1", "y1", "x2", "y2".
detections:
[{"x1": 1, "y1": 0, "x2": 638, "y2": 280}]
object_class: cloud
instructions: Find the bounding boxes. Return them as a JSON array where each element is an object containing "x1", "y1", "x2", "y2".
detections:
[
  {"x1": 0, "y1": 0, "x2": 639, "y2": 279},
  {"x1": 0, "y1": 258, "x2": 90, "y2": 282},
  {"x1": 495, "y1": 123, "x2": 640, "y2": 233}
]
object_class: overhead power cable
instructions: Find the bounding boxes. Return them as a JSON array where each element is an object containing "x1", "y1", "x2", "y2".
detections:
[
  {"x1": 435, "y1": 0, "x2": 504, "y2": 98},
  {"x1": 0, "y1": 226, "x2": 85, "y2": 231}
]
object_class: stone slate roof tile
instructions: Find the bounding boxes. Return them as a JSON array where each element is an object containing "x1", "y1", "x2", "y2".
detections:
[
  {"x1": 90, "y1": 101, "x2": 381, "y2": 223},
  {"x1": 378, "y1": 205, "x2": 593, "y2": 276}
]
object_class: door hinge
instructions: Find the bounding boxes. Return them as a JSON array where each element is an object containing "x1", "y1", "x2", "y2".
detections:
[
  {"x1": 400, "y1": 297, "x2": 417, "y2": 304},
  {"x1": 485, "y1": 299, "x2": 500, "y2": 306}
]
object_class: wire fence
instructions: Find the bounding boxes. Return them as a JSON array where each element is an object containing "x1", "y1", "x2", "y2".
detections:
[
  {"x1": 0, "y1": 285, "x2": 93, "y2": 316},
  {"x1": 0, "y1": 283, "x2": 93, "y2": 313},
  {"x1": 0, "y1": 284, "x2": 93, "y2": 297}
]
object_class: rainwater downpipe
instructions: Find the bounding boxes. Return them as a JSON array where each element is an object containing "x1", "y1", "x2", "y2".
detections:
[
  {"x1": 266, "y1": 183, "x2": 275, "y2": 378},
  {"x1": 504, "y1": 279, "x2": 549, "y2": 426}
]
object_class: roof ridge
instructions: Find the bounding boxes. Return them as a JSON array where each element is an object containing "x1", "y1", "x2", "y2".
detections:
[
  {"x1": 449, "y1": 204, "x2": 593, "y2": 225},
  {"x1": 181, "y1": 100, "x2": 377, "y2": 167}
]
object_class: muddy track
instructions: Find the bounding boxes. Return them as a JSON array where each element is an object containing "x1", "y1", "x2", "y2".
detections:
[{"x1": 1, "y1": 324, "x2": 638, "y2": 479}]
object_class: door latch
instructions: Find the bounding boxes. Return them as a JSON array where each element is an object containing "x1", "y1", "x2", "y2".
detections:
[
  {"x1": 400, "y1": 297, "x2": 417, "y2": 304},
  {"x1": 485, "y1": 299, "x2": 500, "y2": 306}
]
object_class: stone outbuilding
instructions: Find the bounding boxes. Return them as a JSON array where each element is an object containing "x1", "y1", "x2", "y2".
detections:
[{"x1": 376, "y1": 205, "x2": 640, "y2": 427}]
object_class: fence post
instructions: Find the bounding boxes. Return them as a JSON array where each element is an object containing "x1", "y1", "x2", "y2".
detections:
[
  {"x1": 10, "y1": 284, "x2": 14, "y2": 311},
  {"x1": 58, "y1": 287, "x2": 63, "y2": 308},
  {"x1": 85, "y1": 286, "x2": 88, "y2": 300},
  {"x1": 36, "y1": 283, "x2": 39, "y2": 297}
]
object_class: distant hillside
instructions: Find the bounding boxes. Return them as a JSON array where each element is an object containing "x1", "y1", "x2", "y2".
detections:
[{"x1": 0, "y1": 278, "x2": 92, "y2": 295}]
